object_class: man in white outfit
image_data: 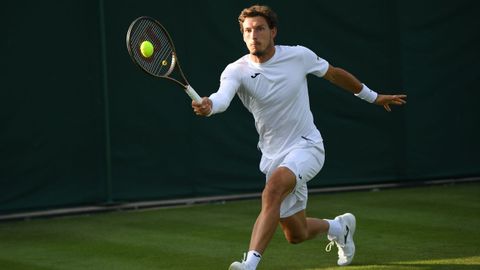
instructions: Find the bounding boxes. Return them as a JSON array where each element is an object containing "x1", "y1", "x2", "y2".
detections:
[{"x1": 192, "y1": 5, "x2": 407, "y2": 269}]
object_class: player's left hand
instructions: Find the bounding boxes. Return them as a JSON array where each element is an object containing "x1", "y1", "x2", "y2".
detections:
[{"x1": 374, "y1": 94, "x2": 407, "y2": 112}]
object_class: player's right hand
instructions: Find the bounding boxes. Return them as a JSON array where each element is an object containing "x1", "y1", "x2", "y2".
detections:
[{"x1": 192, "y1": 97, "x2": 213, "y2": 116}]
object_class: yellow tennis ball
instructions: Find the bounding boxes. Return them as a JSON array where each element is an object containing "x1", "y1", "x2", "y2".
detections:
[{"x1": 140, "y1": 41, "x2": 154, "y2": 58}]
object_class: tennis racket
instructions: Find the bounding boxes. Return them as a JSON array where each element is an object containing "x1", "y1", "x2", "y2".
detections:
[{"x1": 126, "y1": 16, "x2": 202, "y2": 102}]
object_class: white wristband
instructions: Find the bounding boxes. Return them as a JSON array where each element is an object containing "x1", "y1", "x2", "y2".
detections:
[{"x1": 355, "y1": 84, "x2": 378, "y2": 103}]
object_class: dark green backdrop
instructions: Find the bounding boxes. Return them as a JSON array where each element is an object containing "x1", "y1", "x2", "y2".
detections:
[{"x1": 1, "y1": 0, "x2": 479, "y2": 214}]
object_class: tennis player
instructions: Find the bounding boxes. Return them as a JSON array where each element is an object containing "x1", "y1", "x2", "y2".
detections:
[{"x1": 192, "y1": 5, "x2": 406, "y2": 270}]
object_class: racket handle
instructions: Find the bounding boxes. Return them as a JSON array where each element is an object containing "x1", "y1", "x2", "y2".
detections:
[{"x1": 185, "y1": 85, "x2": 202, "y2": 103}]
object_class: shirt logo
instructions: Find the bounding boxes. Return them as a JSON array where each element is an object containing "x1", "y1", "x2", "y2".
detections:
[{"x1": 250, "y1": 73, "x2": 261, "y2": 78}]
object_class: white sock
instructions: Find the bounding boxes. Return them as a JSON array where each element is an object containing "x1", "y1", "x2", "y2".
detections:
[
  {"x1": 244, "y1": 250, "x2": 261, "y2": 269},
  {"x1": 325, "y1": 219, "x2": 342, "y2": 240}
]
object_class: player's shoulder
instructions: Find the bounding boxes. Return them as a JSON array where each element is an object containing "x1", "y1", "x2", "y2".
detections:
[
  {"x1": 272, "y1": 45, "x2": 319, "y2": 66},
  {"x1": 277, "y1": 45, "x2": 314, "y2": 56},
  {"x1": 278, "y1": 45, "x2": 314, "y2": 57},
  {"x1": 274, "y1": 45, "x2": 318, "y2": 63}
]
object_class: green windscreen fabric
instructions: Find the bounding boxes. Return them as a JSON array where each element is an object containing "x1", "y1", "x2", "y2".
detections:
[
  {"x1": 1, "y1": 0, "x2": 479, "y2": 214},
  {"x1": 1, "y1": 1, "x2": 107, "y2": 213}
]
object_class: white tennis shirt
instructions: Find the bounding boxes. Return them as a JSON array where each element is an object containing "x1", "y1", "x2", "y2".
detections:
[{"x1": 210, "y1": 45, "x2": 329, "y2": 158}]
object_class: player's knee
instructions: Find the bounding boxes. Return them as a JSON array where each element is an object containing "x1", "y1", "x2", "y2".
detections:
[
  {"x1": 262, "y1": 169, "x2": 295, "y2": 203},
  {"x1": 261, "y1": 183, "x2": 284, "y2": 205},
  {"x1": 285, "y1": 232, "x2": 307, "y2": 244},
  {"x1": 284, "y1": 228, "x2": 308, "y2": 244},
  {"x1": 261, "y1": 192, "x2": 281, "y2": 214}
]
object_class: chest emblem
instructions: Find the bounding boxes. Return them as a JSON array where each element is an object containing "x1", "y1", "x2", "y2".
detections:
[{"x1": 250, "y1": 73, "x2": 261, "y2": 78}]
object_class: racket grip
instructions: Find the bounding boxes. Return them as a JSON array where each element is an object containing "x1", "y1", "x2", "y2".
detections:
[{"x1": 185, "y1": 85, "x2": 202, "y2": 103}]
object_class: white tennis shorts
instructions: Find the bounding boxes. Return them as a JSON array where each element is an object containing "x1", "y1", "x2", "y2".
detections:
[{"x1": 259, "y1": 138, "x2": 325, "y2": 218}]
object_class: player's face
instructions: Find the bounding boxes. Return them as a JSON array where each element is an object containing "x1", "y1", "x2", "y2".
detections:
[{"x1": 242, "y1": 16, "x2": 276, "y2": 60}]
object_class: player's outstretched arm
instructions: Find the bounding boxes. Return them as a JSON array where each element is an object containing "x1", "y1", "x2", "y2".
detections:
[{"x1": 323, "y1": 65, "x2": 407, "y2": 111}]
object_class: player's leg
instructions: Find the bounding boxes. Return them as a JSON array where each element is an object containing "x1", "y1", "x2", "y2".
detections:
[
  {"x1": 229, "y1": 167, "x2": 295, "y2": 270},
  {"x1": 280, "y1": 209, "x2": 356, "y2": 266},
  {"x1": 248, "y1": 166, "x2": 296, "y2": 253},
  {"x1": 230, "y1": 139, "x2": 325, "y2": 270},
  {"x1": 275, "y1": 140, "x2": 326, "y2": 244},
  {"x1": 279, "y1": 209, "x2": 329, "y2": 244},
  {"x1": 276, "y1": 141, "x2": 356, "y2": 266}
]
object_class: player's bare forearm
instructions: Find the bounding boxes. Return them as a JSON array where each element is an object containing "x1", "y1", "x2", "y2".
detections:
[
  {"x1": 323, "y1": 65, "x2": 363, "y2": 94},
  {"x1": 323, "y1": 65, "x2": 407, "y2": 112}
]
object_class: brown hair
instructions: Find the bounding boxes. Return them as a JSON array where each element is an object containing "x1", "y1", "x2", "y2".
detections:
[{"x1": 238, "y1": 5, "x2": 278, "y2": 33}]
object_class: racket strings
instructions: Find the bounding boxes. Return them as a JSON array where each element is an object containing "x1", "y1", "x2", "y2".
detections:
[{"x1": 129, "y1": 19, "x2": 174, "y2": 77}]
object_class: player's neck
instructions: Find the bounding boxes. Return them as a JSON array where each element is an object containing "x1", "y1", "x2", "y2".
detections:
[{"x1": 250, "y1": 45, "x2": 276, "y2": 63}]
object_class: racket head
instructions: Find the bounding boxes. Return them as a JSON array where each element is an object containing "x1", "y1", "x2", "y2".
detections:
[{"x1": 126, "y1": 17, "x2": 178, "y2": 79}]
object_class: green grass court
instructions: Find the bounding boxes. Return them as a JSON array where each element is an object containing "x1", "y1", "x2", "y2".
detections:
[{"x1": 0, "y1": 182, "x2": 479, "y2": 270}]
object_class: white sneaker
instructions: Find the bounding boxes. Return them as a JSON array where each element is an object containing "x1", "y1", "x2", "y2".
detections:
[
  {"x1": 229, "y1": 261, "x2": 252, "y2": 270},
  {"x1": 325, "y1": 213, "x2": 356, "y2": 266}
]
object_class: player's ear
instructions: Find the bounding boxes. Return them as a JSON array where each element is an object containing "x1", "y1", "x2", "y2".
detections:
[{"x1": 271, "y1": 27, "x2": 277, "y2": 39}]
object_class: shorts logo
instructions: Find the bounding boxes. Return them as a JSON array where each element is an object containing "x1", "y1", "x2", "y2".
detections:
[{"x1": 251, "y1": 73, "x2": 261, "y2": 78}]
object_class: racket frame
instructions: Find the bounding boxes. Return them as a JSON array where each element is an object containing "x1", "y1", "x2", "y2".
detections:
[{"x1": 126, "y1": 16, "x2": 201, "y2": 102}]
